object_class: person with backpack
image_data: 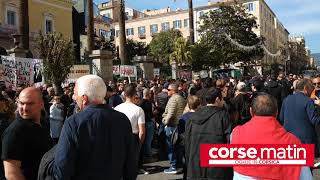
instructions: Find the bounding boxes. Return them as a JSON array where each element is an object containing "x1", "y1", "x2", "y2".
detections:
[{"x1": 232, "y1": 82, "x2": 252, "y2": 126}]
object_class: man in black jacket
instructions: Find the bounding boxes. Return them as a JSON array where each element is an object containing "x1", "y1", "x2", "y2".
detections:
[
  {"x1": 52, "y1": 75, "x2": 136, "y2": 180},
  {"x1": 265, "y1": 75, "x2": 282, "y2": 113},
  {"x1": 185, "y1": 87, "x2": 233, "y2": 180}
]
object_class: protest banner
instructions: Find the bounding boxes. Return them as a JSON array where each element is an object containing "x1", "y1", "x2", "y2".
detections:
[
  {"x1": 0, "y1": 56, "x2": 44, "y2": 89},
  {"x1": 154, "y1": 68, "x2": 160, "y2": 77},
  {"x1": 120, "y1": 65, "x2": 137, "y2": 78},
  {"x1": 113, "y1": 65, "x2": 120, "y2": 75}
]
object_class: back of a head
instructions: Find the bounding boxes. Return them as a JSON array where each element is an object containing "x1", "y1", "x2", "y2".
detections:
[
  {"x1": 252, "y1": 94, "x2": 277, "y2": 116},
  {"x1": 143, "y1": 88, "x2": 150, "y2": 98},
  {"x1": 204, "y1": 87, "x2": 222, "y2": 104},
  {"x1": 168, "y1": 83, "x2": 178, "y2": 92},
  {"x1": 76, "y1": 75, "x2": 107, "y2": 103},
  {"x1": 187, "y1": 95, "x2": 201, "y2": 110},
  {"x1": 270, "y1": 75, "x2": 277, "y2": 81},
  {"x1": 296, "y1": 78, "x2": 312, "y2": 92},
  {"x1": 124, "y1": 83, "x2": 137, "y2": 98},
  {"x1": 203, "y1": 77, "x2": 213, "y2": 88},
  {"x1": 252, "y1": 80, "x2": 263, "y2": 91},
  {"x1": 236, "y1": 82, "x2": 246, "y2": 92}
]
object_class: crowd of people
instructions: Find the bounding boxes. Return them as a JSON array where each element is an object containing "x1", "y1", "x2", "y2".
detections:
[{"x1": 0, "y1": 72, "x2": 319, "y2": 180}]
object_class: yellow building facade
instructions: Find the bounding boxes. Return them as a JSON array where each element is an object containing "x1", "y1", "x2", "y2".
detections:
[
  {"x1": 0, "y1": 0, "x2": 74, "y2": 55},
  {"x1": 29, "y1": 0, "x2": 74, "y2": 38}
]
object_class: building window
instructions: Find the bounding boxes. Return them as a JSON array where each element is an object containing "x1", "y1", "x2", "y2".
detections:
[
  {"x1": 126, "y1": 28, "x2": 134, "y2": 36},
  {"x1": 184, "y1": 19, "x2": 189, "y2": 27},
  {"x1": 150, "y1": 24, "x2": 158, "y2": 34},
  {"x1": 116, "y1": 30, "x2": 119, "y2": 37},
  {"x1": 173, "y1": 20, "x2": 182, "y2": 29},
  {"x1": 138, "y1": 26, "x2": 146, "y2": 35},
  {"x1": 44, "y1": 14, "x2": 54, "y2": 34},
  {"x1": 248, "y1": 3, "x2": 254, "y2": 12},
  {"x1": 7, "y1": 10, "x2": 16, "y2": 26},
  {"x1": 161, "y1": 22, "x2": 170, "y2": 31},
  {"x1": 45, "y1": 19, "x2": 53, "y2": 33}
]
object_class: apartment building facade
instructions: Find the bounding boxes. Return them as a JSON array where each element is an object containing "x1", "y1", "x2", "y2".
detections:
[
  {"x1": 0, "y1": 0, "x2": 74, "y2": 56},
  {"x1": 98, "y1": 0, "x2": 146, "y2": 22},
  {"x1": 114, "y1": 9, "x2": 190, "y2": 45},
  {"x1": 113, "y1": 0, "x2": 289, "y2": 65}
]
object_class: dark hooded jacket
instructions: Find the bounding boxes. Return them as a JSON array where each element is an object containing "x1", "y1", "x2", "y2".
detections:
[
  {"x1": 265, "y1": 80, "x2": 282, "y2": 112},
  {"x1": 185, "y1": 106, "x2": 233, "y2": 180}
]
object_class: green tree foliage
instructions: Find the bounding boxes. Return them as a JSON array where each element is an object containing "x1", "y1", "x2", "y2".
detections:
[
  {"x1": 148, "y1": 29, "x2": 183, "y2": 63},
  {"x1": 126, "y1": 39, "x2": 148, "y2": 61},
  {"x1": 95, "y1": 36, "x2": 115, "y2": 52},
  {"x1": 170, "y1": 37, "x2": 192, "y2": 65},
  {"x1": 194, "y1": 1, "x2": 264, "y2": 69},
  {"x1": 36, "y1": 32, "x2": 75, "y2": 95}
]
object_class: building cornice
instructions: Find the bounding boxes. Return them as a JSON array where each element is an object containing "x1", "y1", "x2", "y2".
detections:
[
  {"x1": 32, "y1": 0, "x2": 74, "y2": 11},
  {"x1": 52, "y1": 0, "x2": 76, "y2": 5}
]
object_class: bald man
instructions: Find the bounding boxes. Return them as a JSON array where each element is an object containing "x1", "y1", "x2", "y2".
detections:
[{"x1": 2, "y1": 87, "x2": 52, "y2": 180}]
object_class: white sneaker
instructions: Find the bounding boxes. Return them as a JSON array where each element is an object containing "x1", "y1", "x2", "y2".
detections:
[{"x1": 138, "y1": 169, "x2": 149, "y2": 175}]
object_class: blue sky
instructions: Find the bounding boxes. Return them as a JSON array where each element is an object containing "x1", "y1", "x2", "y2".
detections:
[{"x1": 94, "y1": 0, "x2": 320, "y2": 53}]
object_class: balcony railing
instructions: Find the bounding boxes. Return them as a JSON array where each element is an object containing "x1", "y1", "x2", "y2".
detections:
[
  {"x1": 138, "y1": 34, "x2": 146, "y2": 39},
  {"x1": 0, "y1": 24, "x2": 17, "y2": 34}
]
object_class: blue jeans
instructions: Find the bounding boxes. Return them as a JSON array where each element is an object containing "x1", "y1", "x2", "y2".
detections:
[
  {"x1": 165, "y1": 126, "x2": 177, "y2": 168},
  {"x1": 144, "y1": 121, "x2": 155, "y2": 157}
]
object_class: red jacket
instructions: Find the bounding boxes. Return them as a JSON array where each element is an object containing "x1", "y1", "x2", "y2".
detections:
[{"x1": 232, "y1": 116, "x2": 301, "y2": 180}]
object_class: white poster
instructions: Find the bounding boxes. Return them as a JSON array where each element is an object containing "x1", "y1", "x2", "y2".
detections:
[
  {"x1": 113, "y1": 65, "x2": 120, "y2": 75},
  {"x1": 154, "y1": 68, "x2": 160, "y2": 77},
  {"x1": 16, "y1": 57, "x2": 35, "y2": 87},
  {"x1": 68, "y1": 65, "x2": 90, "y2": 80},
  {"x1": 0, "y1": 56, "x2": 16, "y2": 88},
  {"x1": 120, "y1": 65, "x2": 137, "y2": 77},
  {"x1": 0, "y1": 56, "x2": 43, "y2": 89}
]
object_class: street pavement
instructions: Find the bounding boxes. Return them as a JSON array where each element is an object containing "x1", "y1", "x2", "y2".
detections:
[
  {"x1": 138, "y1": 160, "x2": 320, "y2": 180},
  {"x1": 137, "y1": 161, "x2": 183, "y2": 180}
]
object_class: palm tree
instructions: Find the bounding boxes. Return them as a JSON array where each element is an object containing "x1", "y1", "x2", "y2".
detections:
[
  {"x1": 86, "y1": 0, "x2": 94, "y2": 53},
  {"x1": 187, "y1": 0, "x2": 195, "y2": 44},
  {"x1": 174, "y1": 0, "x2": 194, "y2": 44},
  {"x1": 170, "y1": 37, "x2": 192, "y2": 78},
  {"x1": 19, "y1": 0, "x2": 29, "y2": 50},
  {"x1": 118, "y1": 0, "x2": 127, "y2": 64}
]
